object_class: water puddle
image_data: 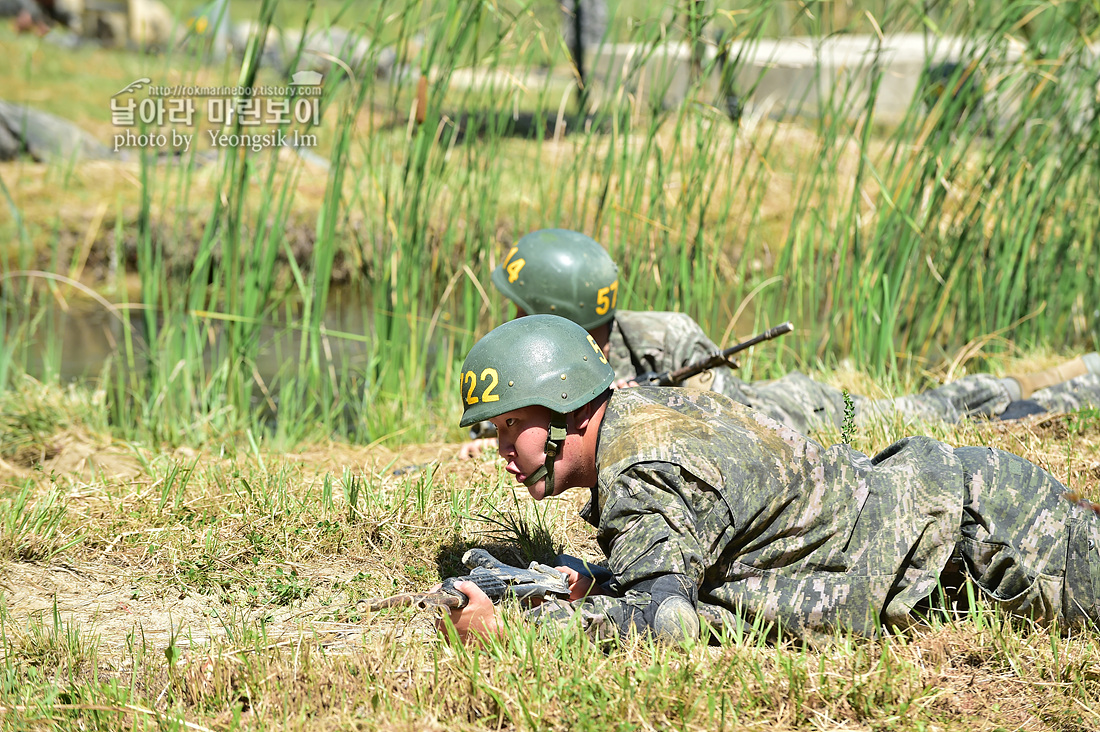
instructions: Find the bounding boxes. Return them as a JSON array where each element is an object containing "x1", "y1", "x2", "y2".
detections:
[{"x1": 3, "y1": 285, "x2": 375, "y2": 386}]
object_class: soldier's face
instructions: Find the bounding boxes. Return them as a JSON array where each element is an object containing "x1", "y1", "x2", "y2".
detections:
[{"x1": 491, "y1": 404, "x2": 563, "y2": 500}]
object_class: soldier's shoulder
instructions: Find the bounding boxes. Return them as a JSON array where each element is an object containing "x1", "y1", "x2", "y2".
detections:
[
  {"x1": 604, "y1": 387, "x2": 751, "y2": 429},
  {"x1": 598, "y1": 388, "x2": 748, "y2": 478},
  {"x1": 616, "y1": 309, "x2": 701, "y2": 326},
  {"x1": 615, "y1": 310, "x2": 705, "y2": 339}
]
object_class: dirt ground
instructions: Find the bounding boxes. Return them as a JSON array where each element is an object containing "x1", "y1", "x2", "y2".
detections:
[
  {"x1": 0, "y1": 435, "x2": 501, "y2": 664},
  {"x1": 3, "y1": 409, "x2": 1100, "y2": 690}
]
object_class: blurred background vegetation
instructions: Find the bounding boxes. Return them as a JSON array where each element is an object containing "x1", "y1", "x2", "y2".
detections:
[{"x1": 1, "y1": 0, "x2": 1098, "y2": 448}]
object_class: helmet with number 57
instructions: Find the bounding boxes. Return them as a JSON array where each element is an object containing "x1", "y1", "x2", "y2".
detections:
[
  {"x1": 491, "y1": 229, "x2": 620, "y2": 330},
  {"x1": 459, "y1": 315, "x2": 614, "y2": 428}
]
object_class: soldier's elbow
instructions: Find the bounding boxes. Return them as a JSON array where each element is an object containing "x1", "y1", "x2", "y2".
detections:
[{"x1": 609, "y1": 573, "x2": 702, "y2": 642}]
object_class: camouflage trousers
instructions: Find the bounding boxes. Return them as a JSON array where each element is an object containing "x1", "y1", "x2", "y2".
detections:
[
  {"x1": 472, "y1": 374, "x2": 1100, "y2": 440},
  {"x1": 950, "y1": 446, "x2": 1100, "y2": 627},
  {"x1": 733, "y1": 372, "x2": 1100, "y2": 434}
]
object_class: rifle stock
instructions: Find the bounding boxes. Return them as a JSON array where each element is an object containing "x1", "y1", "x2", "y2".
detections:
[
  {"x1": 361, "y1": 548, "x2": 571, "y2": 613},
  {"x1": 636, "y1": 321, "x2": 793, "y2": 386}
]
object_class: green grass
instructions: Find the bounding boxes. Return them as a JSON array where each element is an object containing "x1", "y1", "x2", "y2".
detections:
[
  {"x1": 0, "y1": 381, "x2": 1099, "y2": 729},
  {"x1": 1, "y1": 0, "x2": 1099, "y2": 449},
  {"x1": 2, "y1": 2, "x2": 1100, "y2": 722}
]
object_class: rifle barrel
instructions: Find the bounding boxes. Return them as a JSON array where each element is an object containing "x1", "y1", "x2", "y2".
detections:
[
  {"x1": 662, "y1": 321, "x2": 794, "y2": 385},
  {"x1": 360, "y1": 551, "x2": 570, "y2": 618},
  {"x1": 361, "y1": 591, "x2": 466, "y2": 612},
  {"x1": 726, "y1": 321, "x2": 793, "y2": 354}
]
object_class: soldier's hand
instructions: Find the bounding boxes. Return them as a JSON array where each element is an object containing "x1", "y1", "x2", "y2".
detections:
[
  {"x1": 612, "y1": 377, "x2": 640, "y2": 390},
  {"x1": 436, "y1": 581, "x2": 502, "y2": 645},
  {"x1": 555, "y1": 566, "x2": 609, "y2": 601},
  {"x1": 457, "y1": 438, "x2": 499, "y2": 460}
]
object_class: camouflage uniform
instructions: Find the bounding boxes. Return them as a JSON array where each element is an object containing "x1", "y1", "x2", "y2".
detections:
[
  {"x1": 610, "y1": 310, "x2": 1100, "y2": 434},
  {"x1": 531, "y1": 387, "x2": 1100, "y2": 642}
]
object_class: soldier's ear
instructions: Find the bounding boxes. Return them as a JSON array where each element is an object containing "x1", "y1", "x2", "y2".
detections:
[
  {"x1": 571, "y1": 400, "x2": 598, "y2": 434},
  {"x1": 571, "y1": 389, "x2": 611, "y2": 436}
]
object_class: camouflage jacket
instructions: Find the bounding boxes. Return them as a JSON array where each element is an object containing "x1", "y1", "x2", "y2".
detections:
[
  {"x1": 609, "y1": 311, "x2": 1100, "y2": 432},
  {"x1": 608, "y1": 310, "x2": 747, "y2": 397},
  {"x1": 531, "y1": 387, "x2": 1100, "y2": 641},
  {"x1": 537, "y1": 387, "x2": 965, "y2": 640},
  {"x1": 608, "y1": 310, "x2": 866, "y2": 432}
]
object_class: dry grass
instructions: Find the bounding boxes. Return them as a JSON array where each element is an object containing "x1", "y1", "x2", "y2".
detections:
[
  {"x1": 1, "y1": 374, "x2": 1100, "y2": 730},
  {"x1": 3, "y1": 5, "x2": 1100, "y2": 727},
  {"x1": 0, "y1": 23, "x2": 874, "y2": 299}
]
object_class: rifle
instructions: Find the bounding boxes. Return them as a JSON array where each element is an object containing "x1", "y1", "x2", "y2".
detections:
[
  {"x1": 635, "y1": 321, "x2": 794, "y2": 386},
  {"x1": 361, "y1": 548, "x2": 571, "y2": 612}
]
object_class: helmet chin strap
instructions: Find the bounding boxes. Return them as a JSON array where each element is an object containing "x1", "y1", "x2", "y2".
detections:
[{"x1": 521, "y1": 413, "x2": 568, "y2": 496}]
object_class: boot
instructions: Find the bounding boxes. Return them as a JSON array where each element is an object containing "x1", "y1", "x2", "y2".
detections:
[{"x1": 1000, "y1": 352, "x2": 1100, "y2": 400}]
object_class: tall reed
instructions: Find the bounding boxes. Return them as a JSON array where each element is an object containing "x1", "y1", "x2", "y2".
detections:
[{"x1": 2, "y1": 0, "x2": 1098, "y2": 444}]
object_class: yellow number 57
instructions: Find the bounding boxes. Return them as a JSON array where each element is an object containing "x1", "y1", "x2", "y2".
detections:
[{"x1": 595, "y1": 280, "x2": 618, "y2": 315}]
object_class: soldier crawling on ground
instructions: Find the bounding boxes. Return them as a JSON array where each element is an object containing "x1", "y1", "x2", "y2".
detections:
[
  {"x1": 461, "y1": 228, "x2": 1100, "y2": 459},
  {"x1": 441, "y1": 315, "x2": 1100, "y2": 645}
]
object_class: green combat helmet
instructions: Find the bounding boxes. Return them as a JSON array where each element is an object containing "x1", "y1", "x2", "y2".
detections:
[
  {"x1": 459, "y1": 315, "x2": 614, "y2": 494},
  {"x1": 491, "y1": 229, "x2": 620, "y2": 330}
]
